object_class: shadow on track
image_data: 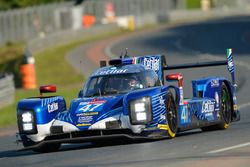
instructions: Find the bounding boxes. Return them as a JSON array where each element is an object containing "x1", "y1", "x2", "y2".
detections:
[{"x1": 0, "y1": 139, "x2": 156, "y2": 157}]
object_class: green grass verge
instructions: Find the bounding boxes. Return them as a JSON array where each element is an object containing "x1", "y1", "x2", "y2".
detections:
[
  {"x1": 0, "y1": 43, "x2": 24, "y2": 87},
  {"x1": 35, "y1": 29, "x2": 128, "y2": 86},
  {"x1": 0, "y1": 29, "x2": 127, "y2": 128},
  {"x1": 186, "y1": 0, "x2": 201, "y2": 9}
]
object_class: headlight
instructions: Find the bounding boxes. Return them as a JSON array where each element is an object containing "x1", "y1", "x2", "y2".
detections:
[
  {"x1": 129, "y1": 97, "x2": 152, "y2": 125},
  {"x1": 22, "y1": 112, "x2": 33, "y2": 122},
  {"x1": 17, "y1": 110, "x2": 37, "y2": 134}
]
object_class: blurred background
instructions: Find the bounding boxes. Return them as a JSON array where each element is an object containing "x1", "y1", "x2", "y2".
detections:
[{"x1": 0, "y1": 0, "x2": 250, "y2": 127}]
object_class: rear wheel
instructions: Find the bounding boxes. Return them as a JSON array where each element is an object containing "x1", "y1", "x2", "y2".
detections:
[
  {"x1": 201, "y1": 83, "x2": 232, "y2": 131},
  {"x1": 165, "y1": 90, "x2": 178, "y2": 138},
  {"x1": 218, "y1": 83, "x2": 232, "y2": 129}
]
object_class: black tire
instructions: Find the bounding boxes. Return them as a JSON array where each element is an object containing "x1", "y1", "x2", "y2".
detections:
[
  {"x1": 201, "y1": 83, "x2": 232, "y2": 131},
  {"x1": 165, "y1": 90, "x2": 178, "y2": 138},
  {"x1": 217, "y1": 83, "x2": 232, "y2": 129},
  {"x1": 21, "y1": 135, "x2": 61, "y2": 153}
]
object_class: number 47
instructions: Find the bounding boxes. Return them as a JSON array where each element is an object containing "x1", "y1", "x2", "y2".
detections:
[{"x1": 79, "y1": 104, "x2": 102, "y2": 112}]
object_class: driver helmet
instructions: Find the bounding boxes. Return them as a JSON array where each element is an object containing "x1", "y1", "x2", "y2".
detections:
[{"x1": 126, "y1": 77, "x2": 139, "y2": 90}]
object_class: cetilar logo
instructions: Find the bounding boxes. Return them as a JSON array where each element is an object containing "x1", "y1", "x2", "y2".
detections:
[
  {"x1": 143, "y1": 57, "x2": 159, "y2": 71},
  {"x1": 228, "y1": 59, "x2": 234, "y2": 71},
  {"x1": 48, "y1": 102, "x2": 58, "y2": 113}
]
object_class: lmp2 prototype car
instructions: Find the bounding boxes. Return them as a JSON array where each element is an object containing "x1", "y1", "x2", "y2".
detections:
[{"x1": 16, "y1": 48, "x2": 240, "y2": 152}]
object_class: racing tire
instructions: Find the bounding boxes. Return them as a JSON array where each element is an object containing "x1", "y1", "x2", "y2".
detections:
[
  {"x1": 201, "y1": 83, "x2": 232, "y2": 131},
  {"x1": 21, "y1": 135, "x2": 61, "y2": 153},
  {"x1": 165, "y1": 90, "x2": 178, "y2": 138}
]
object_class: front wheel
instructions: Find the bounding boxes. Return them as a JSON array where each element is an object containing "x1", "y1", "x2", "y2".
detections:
[
  {"x1": 165, "y1": 90, "x2": 178, "y2": 138},
  {"x1": 21, "y1": 135, "x2": 61, "y2": 153}
]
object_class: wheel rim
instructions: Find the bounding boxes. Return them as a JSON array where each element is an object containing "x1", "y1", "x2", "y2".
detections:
[
  {"x1": 166, "y1": 95, "x2": 177, "y2": 132},
  {"x1": 221, "y1": 88, "x2": 231, "y2": 124}
]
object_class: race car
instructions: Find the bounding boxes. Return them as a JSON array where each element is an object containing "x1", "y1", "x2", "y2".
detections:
[{"x1": 16, "y1": 48, "x2": 240, "y2": 152}]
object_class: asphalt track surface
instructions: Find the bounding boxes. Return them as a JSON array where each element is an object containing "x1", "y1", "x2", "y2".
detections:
[{"x1": 1, "y1": 16, "x2": 250, "y2": 167}]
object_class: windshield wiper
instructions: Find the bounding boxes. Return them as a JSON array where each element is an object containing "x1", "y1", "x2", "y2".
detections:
[
  {"x1": 84, "y1": 88, "x2": 102, "y2": 97},
  {"x1": 103, "y1": 90, "x2": 119, "y2": 95}
]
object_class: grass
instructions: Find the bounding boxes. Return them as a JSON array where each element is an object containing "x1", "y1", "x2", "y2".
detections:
[
  {"x1": 0, "y1": 43, "x2": 24, "y2": 87},
  {"x1": 0, "y1": 43, "x2": 23, "y2": 64},
  {"x1": 186, "y1": 0, "x2": 201, "y2": 9},
  {"x1": 0, "y1": 28, "x2": 127, "y2": 127}
]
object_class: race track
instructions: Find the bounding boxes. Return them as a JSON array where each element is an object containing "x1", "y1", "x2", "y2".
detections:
[{"x1": 1, "y1": 16, "x2": 250, "y2": 167}]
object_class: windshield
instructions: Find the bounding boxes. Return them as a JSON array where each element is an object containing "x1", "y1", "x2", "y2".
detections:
[{"x1": 83, "y1": 73, "x2": 144, "y2": 97}]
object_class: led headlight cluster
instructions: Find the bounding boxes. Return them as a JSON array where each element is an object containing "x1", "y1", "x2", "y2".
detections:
[
  {"x1": 17, "y1": 110, "x2": 37, "y2": 134},
  {"x1": 129, "y1": 97, "x2": 152, "y2": 125}
]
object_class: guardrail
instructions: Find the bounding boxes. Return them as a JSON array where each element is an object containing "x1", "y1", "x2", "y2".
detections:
[
  {"x1": 0, "y1": 74, "x2": 15, "y2": 109},
  {"x1": 27, "y1": 23, "x2": 120, "y2": 54}
]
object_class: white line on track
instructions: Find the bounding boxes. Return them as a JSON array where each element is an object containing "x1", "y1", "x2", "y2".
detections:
[
  {"x1": 207, "y1": 142, "x2": 250, "y2": 154},
  {"x1": 238, "y1": 102, "x2": 250, "y2": 110}
]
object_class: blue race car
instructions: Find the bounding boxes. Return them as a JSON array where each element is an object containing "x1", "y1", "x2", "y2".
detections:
[{"x1": 16, "y1": 48, "x2": 240, "y2": 152}]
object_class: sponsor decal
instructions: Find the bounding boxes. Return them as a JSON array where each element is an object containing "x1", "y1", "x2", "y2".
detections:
[
  {"x1": 211, "y1": 79, "x2": 219, "y2": 87},
  {"x1": 227, "y1": 58, "x2": 234, "y2": 73},
  {"x1": 80, "y1": 100, "x2": 106, "y2": 105},
  {"x1": 188, "y1": 101, "x2": 215, "y2": 121},
  {"x1": 97, "y1": 69, "x2": 128, "y2": 75},
  {"x1": 159, "y1": 96, "x2": 165, "y2": 107},
  {"x1": 48, "y1": 102, "x2": 58, "y2": 113},
  {"x1": 143, "y1": 57, "x2": 160, "y2": 71},
  {"x1": 233, "y1": 95, "x2": 237, "y2": 101},
  {"x1": 77, "y1": 100, "x2": 105, "y2": 113},
  {"x1": 215, "y1": 92, "x2": 219, "y2": 107},
  {"x1": 41, "y1": 97, "x2": 59, "y2": 107},
  {"x1": 76, "y1": 112, "x2": 98, "y2": 116},
  {"x1": 179, "y1": 87, "x2": 184, "y2": 105},
  {"x1": 180, "y1": 105, "x2": 189, "y2": 124},
  {"x1": 78, "y1": 116, "x2": 93, "y2": 123},
  {"x1": 201, "y1": 100, "x2": 215, "y2": 116},
  {"x1": 76, "y1": 123, "x2": 91, "y2": 127}
]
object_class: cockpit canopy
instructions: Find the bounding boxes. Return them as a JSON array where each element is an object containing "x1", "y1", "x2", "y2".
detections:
[{"x1": 83, "y1": 69, "x2": 161, "y2": 97}]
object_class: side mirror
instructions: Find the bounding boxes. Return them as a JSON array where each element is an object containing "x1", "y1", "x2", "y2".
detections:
[
  {"x1": 78, "y1": 90, "x2": 83, "y2": 98},
  {"x1": 166, "y1": 73, "x2": 183, "y2": 87},
  {"x1": 100, "y1": 60, "x2": 107, "y2": 67},
  {"x1": 40, "y1": 85, "x2": 57, "y2": 95}
]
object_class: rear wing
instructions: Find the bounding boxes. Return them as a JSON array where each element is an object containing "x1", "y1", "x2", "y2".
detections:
[
  {"x1": 163, "y1": 48, "x2": 236, "y2": 85},
  {"x1": 100, "y1": 48, "x2": 235, "y2": 84}
]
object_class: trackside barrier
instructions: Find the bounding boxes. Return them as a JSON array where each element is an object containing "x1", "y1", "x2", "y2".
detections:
[
  {"x1": 0, "y1": 74, "x2": 15, "y2": 109},
  {"x1": 82, "y1": 15, "x2": 96, "y2": 28},
  {"x1": 20, "y1": 64, "x2": 37, "y2": 89}
]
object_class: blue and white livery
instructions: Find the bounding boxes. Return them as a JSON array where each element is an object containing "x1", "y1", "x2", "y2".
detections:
[{"x1": 16, "y1": 49, "x2": 240, "y2": 152}]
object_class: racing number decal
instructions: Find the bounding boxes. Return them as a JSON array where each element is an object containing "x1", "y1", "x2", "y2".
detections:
[
  {"x1": 180, "y1": 105, "x2": 190, "y2": 124},
  {"x1": 79, "y1": 104, "x2": 103, "y2": 112}
]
